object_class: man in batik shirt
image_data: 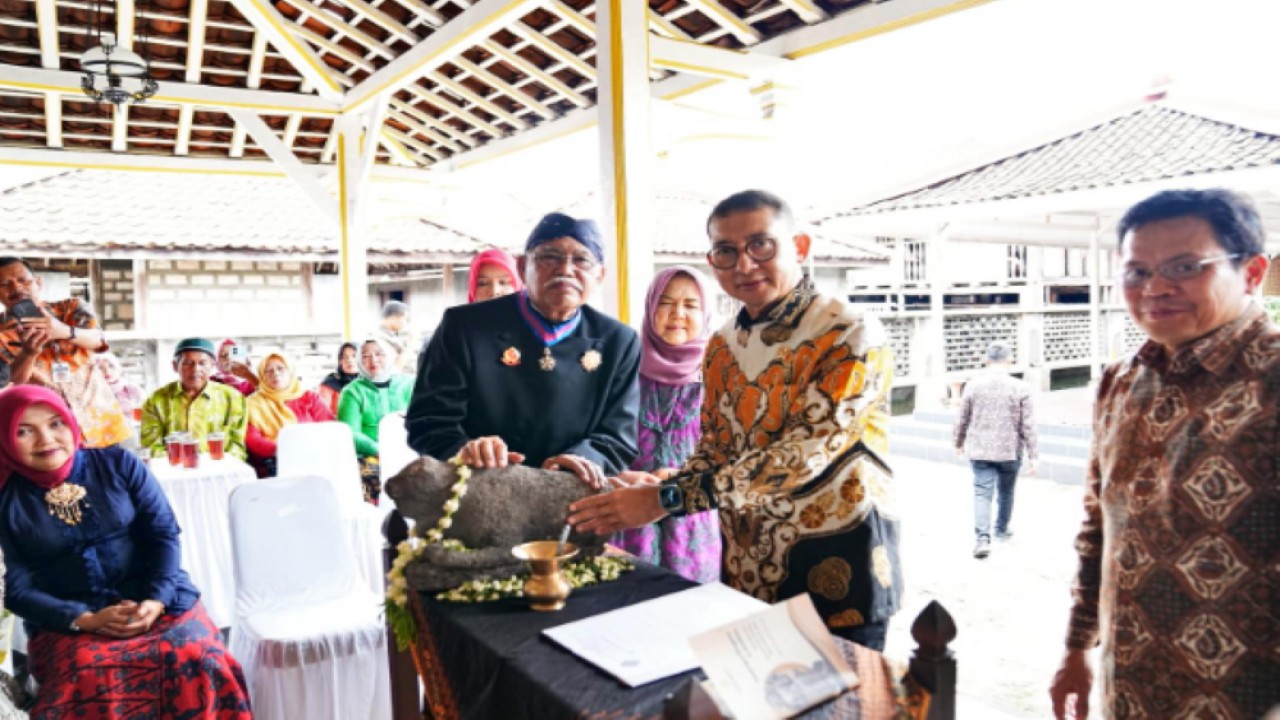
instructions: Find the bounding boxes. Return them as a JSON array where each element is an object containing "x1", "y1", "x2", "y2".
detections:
[
  {"x1": 0, "y1": 257, "x2": 130, "y2": 447},
  {"x1": 1050, "y1": 189, "x2": 1279, "y2": 720},
  {"x1": 141, "y1": 337, "x2": 248, "y2": 460},
  {"x1": 569, "y1": 190, "x2": 900, "y2": 650}
]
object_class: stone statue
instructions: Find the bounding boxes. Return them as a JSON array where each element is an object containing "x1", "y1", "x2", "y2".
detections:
[{"x1": 384, "y1": 455, "x2": 607, "y2": 592}]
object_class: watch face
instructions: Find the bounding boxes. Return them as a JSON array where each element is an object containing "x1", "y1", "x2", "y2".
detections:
[{"x1": 659, "y1": 484, "x2": 683, "y2": 512}]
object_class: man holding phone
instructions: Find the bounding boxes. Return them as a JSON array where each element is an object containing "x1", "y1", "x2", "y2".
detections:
[{"x1": 0, "y1": 257, "x2": 131, "y2": 447}]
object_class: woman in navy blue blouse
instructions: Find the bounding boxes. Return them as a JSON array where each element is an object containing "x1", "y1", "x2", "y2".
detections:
[{"x1": 0, "y1": 385, "x2": 251, "y2": 719}]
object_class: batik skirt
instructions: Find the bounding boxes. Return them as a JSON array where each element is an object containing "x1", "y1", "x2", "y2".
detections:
[{"x1": 27, "y1": 602, "x2": 252, "y2": 719}]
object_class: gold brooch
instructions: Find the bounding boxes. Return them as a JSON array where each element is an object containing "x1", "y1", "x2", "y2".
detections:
[
  {"x1": 539, "y1": 347, "x2": 556, "y2": 372},
  {"x1": 580, "y1": 350, "x2": 602, "y2": 372},
  {"x1": 45, "y1": 482, "x2": 88, "y2": 526},
  {"x1": 501, "y1": 347, "x2": 521, "y2": 367}
]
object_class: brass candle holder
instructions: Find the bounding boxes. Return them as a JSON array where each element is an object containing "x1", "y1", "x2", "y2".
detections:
[{"x1": 512, "y1": 540, "x2": 579, "y2": 611}]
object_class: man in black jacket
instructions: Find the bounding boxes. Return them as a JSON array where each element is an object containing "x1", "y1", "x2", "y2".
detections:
[{"x1": 407, "y1": 213, "x2": 640, "y2": 487}]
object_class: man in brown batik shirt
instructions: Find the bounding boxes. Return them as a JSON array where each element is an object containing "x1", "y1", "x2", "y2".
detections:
[{"x1": 1050, "y1": 189, "x2": 1279, "y2": 720}]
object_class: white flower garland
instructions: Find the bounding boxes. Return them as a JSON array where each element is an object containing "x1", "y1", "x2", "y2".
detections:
[{"x1": 385, "y1": 455, "x2": 470, "y2": 649}]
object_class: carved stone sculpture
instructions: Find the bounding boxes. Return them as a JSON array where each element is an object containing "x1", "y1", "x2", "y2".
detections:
[{"x1": 384, "y1": 455, "x2": 606, "y2": 591}]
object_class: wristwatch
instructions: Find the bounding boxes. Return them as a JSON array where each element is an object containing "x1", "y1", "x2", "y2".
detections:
[
  {"x1": 67, "y1": 325, "x2": 77, "y2": 341},
  {"x1": 657, "y1": 482, "x2": 685, "y2": 516}
]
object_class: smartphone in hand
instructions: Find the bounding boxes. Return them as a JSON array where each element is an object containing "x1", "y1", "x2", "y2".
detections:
[{"x1": 8, "y1": 299, "x2": 43, "y2": 322}]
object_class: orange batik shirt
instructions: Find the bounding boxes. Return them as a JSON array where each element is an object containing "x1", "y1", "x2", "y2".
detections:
[
  {"x1": 0, "y1": 298, "x2": 131, "y2": 448},
  {"x1": 671, "y1": 278, "x2": 901, "y2": 631}
]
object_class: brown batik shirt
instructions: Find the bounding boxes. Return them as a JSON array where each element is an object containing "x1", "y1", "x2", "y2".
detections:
[{"x1": 1066, "y1": 303, "x2": 1280, "y2": 719}]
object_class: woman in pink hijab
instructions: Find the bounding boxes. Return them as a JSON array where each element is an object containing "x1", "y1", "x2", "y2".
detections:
[
  {"x1": 613, "y1": 266, "x2": 721, "y2": 583},
  {"x1": 467, "y1": 248, "x2": 524, "y2": 303}
]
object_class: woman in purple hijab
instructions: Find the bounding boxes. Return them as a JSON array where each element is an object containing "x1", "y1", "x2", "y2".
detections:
[{"x1": 614, "y1": 266, "x2": 721, "y2": 583}]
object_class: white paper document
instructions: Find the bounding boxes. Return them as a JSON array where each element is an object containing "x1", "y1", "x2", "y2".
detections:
[
  {"x1": 542, "y1": 583, "x2": 767, "y2": 687},
  {"x1": 689, "y1": 594, "x2": 859, "y2": 720}
]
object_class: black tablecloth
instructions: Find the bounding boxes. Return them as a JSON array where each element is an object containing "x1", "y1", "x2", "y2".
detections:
[{"x1": 419, "y1": 562, "x2": 700, "y2": 720}]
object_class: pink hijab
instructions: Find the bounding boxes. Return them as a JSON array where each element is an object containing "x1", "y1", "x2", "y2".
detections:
[
  {"x1": 467, "y1": 249, "x2": 524, "y2": 303},
  {"x1": 640, "y1": 266, "x2": 716, "y2": 386},
  {"x1": 0, "y1": 385, "x2": 82, "y2": 490}
]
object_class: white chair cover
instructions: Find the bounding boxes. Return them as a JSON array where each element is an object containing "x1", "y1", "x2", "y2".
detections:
[
  {"x1": 377, "y1": 412, "x2": 418, "y2": 487},
  {"x1": 228, "y1": 476, "x2": 390, "y2": 720},
  {"x1": 277, "y1": 422, "x2": 363, "y2": 511},
  {"x1": 276, "y1": 422, "x2": 386, "y2": 593}
]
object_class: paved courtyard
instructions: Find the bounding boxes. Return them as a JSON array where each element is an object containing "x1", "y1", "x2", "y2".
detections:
[{"x1": 881, "y1": 455, "x2": 1102, "y2": 719}]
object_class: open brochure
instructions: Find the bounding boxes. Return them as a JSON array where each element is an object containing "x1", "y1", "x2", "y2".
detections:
[{"x1": 689, "y1": 593, "x2": 859, "y2": 720}]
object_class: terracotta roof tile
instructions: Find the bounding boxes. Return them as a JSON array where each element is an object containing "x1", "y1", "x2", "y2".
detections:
[{"x1": 843, "y1": 105, "x2": 1280, "y2": 216}]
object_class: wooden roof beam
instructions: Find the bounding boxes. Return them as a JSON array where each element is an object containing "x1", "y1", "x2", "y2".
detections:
[
  {"x1": 344, "y1": 0, "x2": 539, "y2": 113},
  {"x1": 403, "y1": 81, "x2": 503, "y2": 138},
  {"x1": 683, "y1": 0, "x2": 761, "y2": 45},
  {"x1": 247, "y1": 32, "x2": 267, "y2": 88},
  {"x1": 508, "y1": 22, "x2": 595, "y2": 81},
  {"x1": 451, "y1": 56, "x2": 554, "y2": 120},
  {"x1": 174, "y1": 104, "x2": 195, "y2": 155},
  {"x1": 228, "y1": 107, "x2": 338, "y2": 222},
  {"x1": 480, "y1": 38, "x2": 588, "y2": 108},
  {"x1": 185, "y1": 0, "x2": 209, "y2": 82},
  {"x1": 223, "y1": 0, "x2": 345, "y2": 100},
  {"x1": 389, "y1": 97, "x2": 472, "y2": 147},
  {"x1": 0, "y1": 65, "x2": 341, "y2": 115},
  {"x1": 774, "y1": 0, "x2": 828, "y2": 25},
  {"x1": 388, "y1": 106, "x2": 466, "y2": 152},
  {"x1": 378, "y1": 129, "x2": 421, "y2": 166},
  {"x1": 44, "y1": 94, "x2": 61, "y2": 148},
  {"x1": 335, "y1": 0, "x2": 417, "y2": 46},
  {"x1": 650, "y1": 35, "x2": 792, "y2": 83},
  {"x1": 426, "y1": 69, "x2": 529, "y2": 129},
  {"x1": 35, "y1": 0, "x2": 59, "y2": 69},
  {"x1": 285, "y1": 0, "x2": 396, "y2": 60},
  {"x1": 647, "y1": 9, "x2": 693, "y2": 41}
]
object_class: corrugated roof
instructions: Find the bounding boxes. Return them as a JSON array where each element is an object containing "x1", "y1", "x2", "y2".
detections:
[
  {"x1": 0, "y1": 169, "x2": 487, "y2": 259},
  {"x1": 842, "y1": 105, "x2": 1280, "y2": 216}
]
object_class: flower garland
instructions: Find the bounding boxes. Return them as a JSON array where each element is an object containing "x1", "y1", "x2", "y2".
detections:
[
  {"x1": 436, "y1": 555, "x2": 634, "y2": 603},
  {"x1": 385, "y1": 455, "x2": 471, "y2": 651}
]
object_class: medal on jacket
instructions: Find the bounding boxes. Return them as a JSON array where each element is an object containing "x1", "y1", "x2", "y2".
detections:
[
  {"x1": 46, "y1": 482, "x2": 88, "y2": 526},
  {"x1": 580, "y1": 350, "x2": 602, "y2": 372},
  {"x1": 539, "y1": 347, "x2": 556, "y2": 372},
  {"x1": 501, "y1": 347, "x2": 521, "y2": 367}
]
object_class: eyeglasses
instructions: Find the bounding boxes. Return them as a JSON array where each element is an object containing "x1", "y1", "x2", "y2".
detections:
[
  {"x1": 707, "y1": 237, "x2": 778, "y2": 270},
  {"x1": 1119, "y1": 254, "x2": 1241, "y2": 288},
  {"x1": 532, "y1": 251, "x2": 597, "y2": 271}
]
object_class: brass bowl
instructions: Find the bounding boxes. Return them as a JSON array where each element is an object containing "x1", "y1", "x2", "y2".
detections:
[{"x1": 512, "y1": 540, "x2": 579, "y2": 611}]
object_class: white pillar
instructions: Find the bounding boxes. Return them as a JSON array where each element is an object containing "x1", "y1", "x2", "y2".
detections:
[
  {"x1": 595, "y1": 0, "x2": 653, "y2": 326},
  {"x1": 337, "y1": 113, "x2": 370, "y2": 341}
]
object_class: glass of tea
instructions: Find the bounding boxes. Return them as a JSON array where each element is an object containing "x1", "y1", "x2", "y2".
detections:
[
  {"x1": 131, "y1": 407, "x2": 144, "y2": 422},
  {"x1": 165, "y1": 434, "x2": 183, "y2": 466},
  {"x1": 207, "y1": 432, "x2": 226, "y2": 461},
  {"x1": 181, "y1": 437, "x2": 200, "y2": 469}
]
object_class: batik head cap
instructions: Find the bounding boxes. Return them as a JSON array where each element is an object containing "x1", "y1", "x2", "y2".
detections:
[{"x1": 524, "y1": 212, "x2": 604, "y2": 263}]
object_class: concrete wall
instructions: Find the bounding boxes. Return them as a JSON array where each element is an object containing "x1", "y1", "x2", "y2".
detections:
[{"x1": 144, "y1": 260, "x2": 331, "y2": 337}]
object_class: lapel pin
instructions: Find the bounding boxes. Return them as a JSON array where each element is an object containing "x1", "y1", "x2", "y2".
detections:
[
  {"x1": 580, "y1": 349, "x2": 602, "y2": 372},
  {"x1": 501, "y1": 347, "x2": 521, "y2": 367}
]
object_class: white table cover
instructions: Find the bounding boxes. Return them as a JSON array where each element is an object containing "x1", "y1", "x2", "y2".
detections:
[{"x1": 150, "y1": 456, "x2": 255, "y2": 628}]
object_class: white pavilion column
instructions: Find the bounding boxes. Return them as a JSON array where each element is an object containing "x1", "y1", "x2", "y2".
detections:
[
  {"x1": 595, "y1": 0, "x2": 653, "y2": 325},
  {"x1": 337, "y1": 112, "x2": 371, "y2": 340}
]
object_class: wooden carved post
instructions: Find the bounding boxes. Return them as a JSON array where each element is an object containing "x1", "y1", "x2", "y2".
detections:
[
  {"x1": 383, "y1": 510, "x2": 422, "y2": 719},
  {"x1": 911, "y1": 600, "x2": 957, "y2": 720}
]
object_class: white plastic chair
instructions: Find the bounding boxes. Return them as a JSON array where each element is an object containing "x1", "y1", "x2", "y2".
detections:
[
  {"x1": 377, "y1": 412, "x2": 419, "y2": 487},
  {"x1": 276, "y1": 421, "x2": 388, "y2": 594},
  {"x1": 277, "y1": 422, "x2": 364, "y2": 510},
  {"x1": 228, "y1": 476, "x2": 390, "y2": 720}
]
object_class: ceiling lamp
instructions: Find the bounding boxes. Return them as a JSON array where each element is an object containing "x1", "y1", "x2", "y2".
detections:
[{"x1": 80, "y1": 1, "x2": 157, "y2": 107}]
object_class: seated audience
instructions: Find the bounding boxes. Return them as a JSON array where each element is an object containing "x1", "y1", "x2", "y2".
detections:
[
  {"x1": 94, "y1": 352, "x2": 144, "y2": 418},
  {"x1": 468, "y1": 248, "x2": 523, "y2": 303},
  {"x1": 317, "y1": 342, "x2": 359, "y2": 415},
  {"x1": 141, "y1": 338, "x2": 248, "y2": 460},
  {"x1": 338, "y1": 338, "x2": 412, "y2": 503},
  {"x1": 614, "y1": 267, "x2": 721, "y2": 583},
  {"x1": 0, "y1": 257, "x2": 130, "y2": 448},
  {"x1": 0, "y1": 386, "x2": 251, "y2": 718},
  {"x1": 213, "y1": 339, "x2": 257, "y2": 396},
  {"x1": 246, "y1": 351, "x2": 335, "y2": 477}
]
